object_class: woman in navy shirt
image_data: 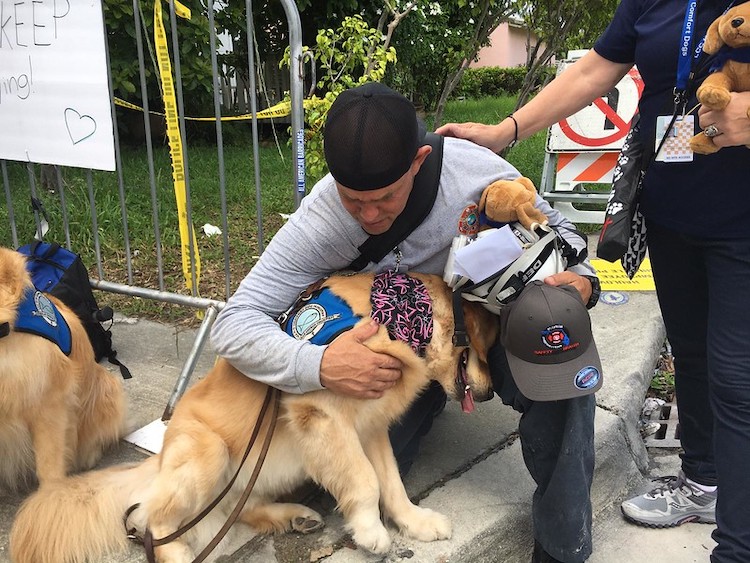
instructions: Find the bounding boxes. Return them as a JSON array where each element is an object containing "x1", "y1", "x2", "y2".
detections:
[{"x1": 439, "y1": 1, "x2": 750, "y2": 561}]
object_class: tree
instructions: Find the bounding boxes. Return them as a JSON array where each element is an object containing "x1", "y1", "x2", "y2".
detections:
[
  {"x1": 514, "y1": 0, "x2": 619, "y2": 109},
  {"x1": 281, "y1": 15, "x2": 397, "y2": 182},
  {"x1": 104, "y1": 0, "x2": 214, "y2": 115},
  {"x1": 431, "y1": 0, "x2": 513, "y2": 127},
  {"x1": 384, "y1": 0, "x2": 512, "y2": 127}
]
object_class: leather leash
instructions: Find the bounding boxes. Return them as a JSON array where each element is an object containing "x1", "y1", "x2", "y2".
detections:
[{"x1": 141, "y1": 385, "x2": 280, "y2": 563}]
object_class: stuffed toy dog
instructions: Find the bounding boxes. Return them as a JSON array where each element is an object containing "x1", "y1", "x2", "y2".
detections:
[
  {"x1": 479, "y1": 176, "x2": 548, "y2": 230},
  {"x1": 690, "y1": 1, "x2": 750, "y2": 154}
]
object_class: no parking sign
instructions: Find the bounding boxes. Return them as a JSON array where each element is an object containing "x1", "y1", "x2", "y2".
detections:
[{"x1": 546, "y1": 63, "x2": 644, "y2": 152}]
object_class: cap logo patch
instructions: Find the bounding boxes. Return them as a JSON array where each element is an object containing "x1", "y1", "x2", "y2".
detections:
[
  {"x1": 458, "y1": 204, "x2": 479, "y2": 236},
  {"x1": 574, "y1": 366, "x2": 601, "y2": 390},
  {"x1": 541, "y1": 324, "x2": 569, "y2": 349},
  {"x1": 535, "y1": 324, "x2": 580, "y2": 356}
]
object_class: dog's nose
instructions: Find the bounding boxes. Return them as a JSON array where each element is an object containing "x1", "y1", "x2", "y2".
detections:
[{"x1": 731, "y1": 17, "x2": 744, "y2": 28}]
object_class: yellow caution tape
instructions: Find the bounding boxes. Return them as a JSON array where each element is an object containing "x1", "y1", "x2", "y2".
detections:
[
  {"x1": 154, "y1": 0, "x2": 200, "y2": 292},
  {"x1": 114, "y1": 97, "x2": 322, "y2": 121}
]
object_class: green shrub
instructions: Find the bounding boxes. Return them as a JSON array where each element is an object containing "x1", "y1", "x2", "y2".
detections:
[{"x1": 453, "y1": 66, "x2": 556, "y2": 99}]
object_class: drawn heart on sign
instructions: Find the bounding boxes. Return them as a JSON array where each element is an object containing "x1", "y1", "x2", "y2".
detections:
[{"x1": 64, "y1": 108, "x2": 97, "y2": 144}]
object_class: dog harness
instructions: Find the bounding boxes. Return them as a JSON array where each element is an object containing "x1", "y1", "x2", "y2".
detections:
[
  {"x1": 11, "y1": 288, "x2": 72, "y2": 355},
  {"x1": 280, "y1": 272, "x2": 433, "y2": 357}
]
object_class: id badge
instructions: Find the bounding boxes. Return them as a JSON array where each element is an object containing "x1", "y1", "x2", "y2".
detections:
[{"x1": 655, "y1": 115, "x2": 694, "y2": 162}]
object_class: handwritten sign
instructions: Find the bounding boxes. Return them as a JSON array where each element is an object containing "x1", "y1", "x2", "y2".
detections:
[
  {"x1": 0, "y1": 0, "x2": 115, "y2": 170},
  {"x1": 590, "y1": 258, "x2": 656, "y2": 291}
]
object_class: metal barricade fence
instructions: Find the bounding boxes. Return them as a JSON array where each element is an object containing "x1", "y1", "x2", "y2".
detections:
[{"x1": 0, "y1": 0, "x2": 306, "y2": 422}]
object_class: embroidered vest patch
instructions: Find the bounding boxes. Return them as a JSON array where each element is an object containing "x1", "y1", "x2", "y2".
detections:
[
  {"x1": 14, "y1": 289, "x2": 72, "y2": 355},
  {"x1": 281, "y1": 288, "x2": 361, "y2": 345},
  {"x1": 282, "y1": 273, "x2": 434, "y2": 356}
]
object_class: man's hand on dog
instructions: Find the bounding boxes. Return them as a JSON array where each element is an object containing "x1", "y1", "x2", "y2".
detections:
[{"x1": 321, "y1": 319, "x2": 403, "y2": 399}]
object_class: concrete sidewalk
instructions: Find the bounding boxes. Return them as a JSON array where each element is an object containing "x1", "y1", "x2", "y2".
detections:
[{"x1": 0, "y1": 251, "x2": 718, "y2": 562}]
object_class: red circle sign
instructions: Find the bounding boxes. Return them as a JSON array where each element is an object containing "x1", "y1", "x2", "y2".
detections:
[{"x1": 558, "y1": 68, "x2": 644, "y2": 147}]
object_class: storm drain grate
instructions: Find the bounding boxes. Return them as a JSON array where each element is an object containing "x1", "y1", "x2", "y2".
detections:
[{"x1": 644, "y1": 400, "x2": 681, "y2": 448}]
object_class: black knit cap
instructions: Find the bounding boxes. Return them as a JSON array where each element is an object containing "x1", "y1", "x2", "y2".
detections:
[{"x1": 324, "y1": 82, "x2": 426, "y2": 191}]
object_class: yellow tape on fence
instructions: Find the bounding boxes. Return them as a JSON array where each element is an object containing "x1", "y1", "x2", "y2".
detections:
[
  {"x1": 154, "y1": 0, "x2": 200, "y2": 292},
  {"x1": 114, "y1": 97, "x2": 322, "y2": 121}
]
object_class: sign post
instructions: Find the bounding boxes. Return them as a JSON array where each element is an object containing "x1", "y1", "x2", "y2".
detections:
[{"x1": 539, "y1": 57, "x2": 643, "y2": 224}]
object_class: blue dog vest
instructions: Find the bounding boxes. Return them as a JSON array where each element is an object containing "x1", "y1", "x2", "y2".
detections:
[
  {"x1": 13, "y1": 289, "x2": 72, "y2": 355},
  {"x1": 281, "y1": 287, "x2": 361, "y2": 345},
  {"x1": 280, "y1": 273, "x2": 434, "y2": 357}
]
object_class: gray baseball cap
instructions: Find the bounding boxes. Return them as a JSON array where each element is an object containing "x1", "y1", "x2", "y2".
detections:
[{"x1": 500, "y1": 280, "x2": 603, "y2": 401}]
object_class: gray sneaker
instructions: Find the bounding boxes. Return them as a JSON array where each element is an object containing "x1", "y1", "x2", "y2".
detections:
[{"x1": 621, "y1": 471, "x2": 716, "y2": 528}]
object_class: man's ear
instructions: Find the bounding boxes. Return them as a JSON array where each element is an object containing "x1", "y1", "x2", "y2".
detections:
[{"x1": 410, "y1": 145, "x2": 433, "y2": 175}]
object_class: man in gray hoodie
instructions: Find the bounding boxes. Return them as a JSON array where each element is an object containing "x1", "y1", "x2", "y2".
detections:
[{"x1": 211, "y1": 82, "x2": 599, "y2": 563}]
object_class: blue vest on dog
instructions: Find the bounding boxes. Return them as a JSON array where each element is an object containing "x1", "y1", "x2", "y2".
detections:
[
  {"x1": 13, "y1": 289, "x2": 72, "y2": 355},
  {"x1": 281, "y1": 288, "x2": 361, "y2": 345}
]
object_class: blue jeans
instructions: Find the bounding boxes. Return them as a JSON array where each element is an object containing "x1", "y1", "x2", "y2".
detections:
[
  {"x1": 647, "y1": 221, "x2": 750, "y2": 563},
  {"x1": 391, "y1": 344, "x2": 595, "y2": 563},
  {"x1": 490, "y1": 342, "x2": 595, "y2": 563},
  {"x1": 390, "y1": 380, "x2": 446, "y2": 476}
]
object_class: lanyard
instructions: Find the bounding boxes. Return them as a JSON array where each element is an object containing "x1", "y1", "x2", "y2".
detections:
[
  {"x1": 674, "y1": 1, "x2": 702, "y2": 109},
  {"x1": 674, "y1": 0, "x2": 736, "y2": 110}
]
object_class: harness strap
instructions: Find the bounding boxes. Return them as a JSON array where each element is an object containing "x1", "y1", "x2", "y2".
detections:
[
  {"x1": 142, "y1": 385, "x2": 280, "y2": 563},
  {"x1": 0, "y1": 322, "x2": 9, "y2": 338},
  {"x1": 554, "y1": 225, "x2": 588, "y2": 267},
  {"x1": 349, "y1": 133, "x2": 444, "y2": 271},
  {"x1": 451, "y1": 290, "x2": 469, "y2": 347}
]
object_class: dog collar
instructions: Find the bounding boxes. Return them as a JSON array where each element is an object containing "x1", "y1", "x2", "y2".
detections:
[{"x1": 0, "y1": 321, "x2": 9, "y2": 338}]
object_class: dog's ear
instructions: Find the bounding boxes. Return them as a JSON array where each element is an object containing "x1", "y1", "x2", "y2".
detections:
[
  {"x1": 0, "y1": 249, "x2": 33, "y2": 323},
  {"x1": 0, "y1": 249, "x2": 31, "y2": 297},
  {"x1": 703, "y1": 15, "x2": 725, "y2": 54}
]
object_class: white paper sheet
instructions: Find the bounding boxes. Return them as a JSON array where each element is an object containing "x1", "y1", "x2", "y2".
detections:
[
  {"x1": 452, "y1": 226, "x2": 523, "y2": 282},
  {"x1": 0, "y1": 1, "x2": 115, "y2": 170}
]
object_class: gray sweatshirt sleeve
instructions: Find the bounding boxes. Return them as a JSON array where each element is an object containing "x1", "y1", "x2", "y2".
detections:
[{"x1": 210, "y1": 182, "x2": 364, "y2": 394}]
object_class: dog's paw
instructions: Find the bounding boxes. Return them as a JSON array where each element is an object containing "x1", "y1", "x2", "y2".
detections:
[
  {"x1": 353, "y1": 524, "x2": 392, "y2": 554},
  {"x1": 291, "y1": 508, "x2": 325, "y2": 534},
  {"x1": 396, "y1": 506, "x2": 452, "y2": 542}
]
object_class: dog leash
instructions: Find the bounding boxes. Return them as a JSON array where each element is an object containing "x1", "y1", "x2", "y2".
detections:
[{"x1": 139, "y1": 385, "x2": 280, "y2": 563}]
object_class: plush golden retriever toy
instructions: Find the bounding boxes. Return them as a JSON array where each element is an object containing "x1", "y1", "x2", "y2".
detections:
[
  {"x1": 690, "y1": 1, "x2": 750, "y2": 154},
  {"x1": 479, "y1": 176, "x2": 548, "y2": 230}
]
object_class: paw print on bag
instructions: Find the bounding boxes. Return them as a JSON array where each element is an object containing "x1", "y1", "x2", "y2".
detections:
[{"x1": 606, "y1": 202, "x2": 624, "y2": 215}]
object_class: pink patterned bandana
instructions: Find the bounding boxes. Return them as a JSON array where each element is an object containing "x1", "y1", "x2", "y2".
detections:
[{"x1": 370, "y1": 271, "x2": 433, "y2": 357}]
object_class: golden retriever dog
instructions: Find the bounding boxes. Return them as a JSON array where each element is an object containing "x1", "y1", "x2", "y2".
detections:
[
  {"x1": 10, "y1": 271, "x2": 498, "y2": 563},
  {"x1": 0, "y1": 247, "x2": 125, "y2": 491}
]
